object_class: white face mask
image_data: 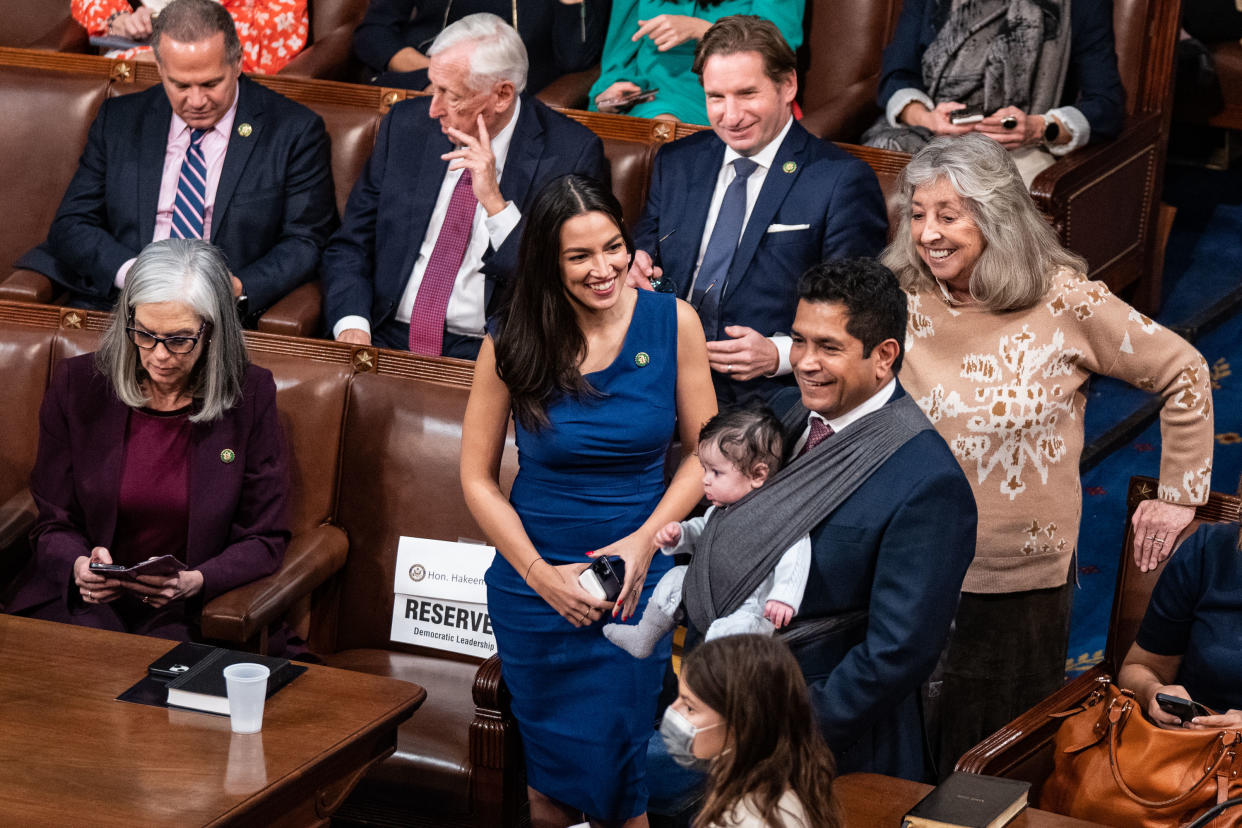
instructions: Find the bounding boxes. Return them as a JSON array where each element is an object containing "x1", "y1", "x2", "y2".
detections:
[{"x1": 659, "y1": 705, "x2": 722, "y2": 770}]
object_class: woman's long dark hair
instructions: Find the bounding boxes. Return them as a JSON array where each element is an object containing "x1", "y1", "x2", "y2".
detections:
[
  {"x1": 685, "y1": 635, "x2": 842, "y2": 828},
  {"x1": 493, "y1": 174, "x2": 633, "y2": 431}
]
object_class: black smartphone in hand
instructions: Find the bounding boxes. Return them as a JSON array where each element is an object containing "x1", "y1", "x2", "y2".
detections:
[
  {"x1": 578, "y1": 556, "x2": 625, "y2": 602},
  {"x1": 1156, "y1": 693, "x2": 1212, "y2": 723},
  {"x1": 949, "y1": 104, "x2": 985, "y2": 124}
]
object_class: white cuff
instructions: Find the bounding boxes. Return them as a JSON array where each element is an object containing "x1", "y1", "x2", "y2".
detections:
[
  {"x1": 333, "y1": 315, "x2": 372, "y2": 340},
  {"x1": 484, "y1": 202, "x2": 520, "y2": 249},
  {"x1": 115, "y1": 257, "x2": 137, "y2": 289},
  {"x1": 887, "y1": 88, "x2": 934, "y2": 127},
  {"x1": 768, "y1": 335, "x2": 793, "y2": 377},
  {"x1": 1044, "y1": 106, "x2": 1090, "y2": 156}
]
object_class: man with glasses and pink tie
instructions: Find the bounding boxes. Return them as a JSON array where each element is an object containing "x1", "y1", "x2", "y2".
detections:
[{"x1": 18, "y1": 0, "x2": 336, "y2": 323}]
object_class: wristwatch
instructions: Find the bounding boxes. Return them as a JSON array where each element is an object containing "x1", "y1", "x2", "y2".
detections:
[{"x1": 1043, "y1": 116, "x2": 1061, "y2": 145}]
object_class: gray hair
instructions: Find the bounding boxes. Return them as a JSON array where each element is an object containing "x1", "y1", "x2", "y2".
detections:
[
  {"x1": 427, "y1": 13, "x2": 528, "y2": 95},
  {"x1": 880, "y1": 134, "x2": 1086, "y2": 312},
  {"x1": 96, "y1": 239, "x2": 248, "y2": 423},
  {"x1": 151, "y1": 0, "x2": 243, "y2": 66}
]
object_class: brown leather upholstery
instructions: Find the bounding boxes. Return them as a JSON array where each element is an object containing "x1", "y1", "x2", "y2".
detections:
[
  {"x1": 278, "y1": 0, "x2": 370, "y2": 80},
  {"x1": 799, "y1": 0, "x2": 903, "y2": 141},
  {"x1": 955, "y1": 476, "x2": 1242, "y2": 807},
  {"x1": 0, "y1": 322, "x2": 54, "y2": 575},
  {"x1": 0, "y1": 1, "x2": 89, "y2": 52},
  {"x1": 0, "y1": 67, "x2": 106, "y2": 282}
]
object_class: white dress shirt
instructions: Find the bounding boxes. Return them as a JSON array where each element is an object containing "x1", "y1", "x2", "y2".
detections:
[
  {"x1": 333, "y1": 98, "x2": 523, "y2": 340},
  {"x1": 691, "y1": 115, "x2": 798, "y2": 375},
  {"x1": 789, "y1": 378, "x2": 898, "y2": 456}
]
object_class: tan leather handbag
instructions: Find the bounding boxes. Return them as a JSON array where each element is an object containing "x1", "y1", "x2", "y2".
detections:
[{"x1": 1041, "y1": 681, "x2": 1242, "y2": 827}]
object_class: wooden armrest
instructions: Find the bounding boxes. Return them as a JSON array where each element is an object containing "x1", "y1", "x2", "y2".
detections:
[
  {"x1": 0, "y1": 488, "x2": 37, "y2": 552},
  {"x1": 200, "y1": 523, "x2": 348, "y2": 644},
  {"x1": 256, "y1": 281, "x2": 323, "y2": 337},
  {"x1": 0, "y1": 270, "x2": 58, "y2": 305},
  {"x1": 277, "y1": 27, "x2": 358, "y2": 81},
  {"x1": 469, "y1": 653, "x2": 525, "y2": 827},
  {"x1": 798, "y1": 80, "x2": 882, "y2": 143},
  {"x1": 956, "y1": 665, "x2": 1112, "y2": 782},
  {"x1": 536, "y1": 67, "x2": 601, "y2": 110},
  {"x1": 1029, "y1": 113, "x2": 1161, "y2": 204}
]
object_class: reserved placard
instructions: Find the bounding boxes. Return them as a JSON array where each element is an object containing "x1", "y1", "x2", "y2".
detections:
[{"x1": 390, "y1": 537, "x2": 497, "y2": 658}]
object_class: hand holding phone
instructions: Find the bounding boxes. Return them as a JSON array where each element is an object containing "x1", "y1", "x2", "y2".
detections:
[
  {"x1": 949, "y1": 104, "x2": 984, "y2": 125},
  {"x1": 595, "y1": 88, "x2": 659, "y2": 111},
  {"x1": 1156, "y1": 692, "x2": 1214, "y2": 724},
  {"x1": 578, "y1": 556, "x2": 626, "y2": 602}
]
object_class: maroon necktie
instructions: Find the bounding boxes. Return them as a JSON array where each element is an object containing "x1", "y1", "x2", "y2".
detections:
[
  {"x1": 409, "y1": 169, "x2": 477, "y2": 355},
  {"x1": 798, "y1": 418, "x2": 834, "y2": 457}
]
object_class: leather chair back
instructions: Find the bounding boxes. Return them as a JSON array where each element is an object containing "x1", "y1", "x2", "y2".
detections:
[
  {"x1": 332, "y1": 369, "x2": 518, "y2": 653},
  {"x1": 310, "y1": 0, "x2": 369, "y2": 43},
  {"x1": 0, "y1": 325, "x2": 54, "y2": 506},
  {"x1": 601, "y1": 137, "x2": 658, "y2": 230},
  {"x1": 305, "y1": 100, "x2": 383, "y2": 214},
  {"x1": 0, "y1": 2, "x2": 79, "y2": 49},
  {"x1": 0, "y1": 68, "x2": 107, "y2": 281},
  {"x1": 800, "y1": 0, "x2": 903, "y2": 141},
  {"x1": 247, "y1": 348, "x2": 352, "y2": 534}
]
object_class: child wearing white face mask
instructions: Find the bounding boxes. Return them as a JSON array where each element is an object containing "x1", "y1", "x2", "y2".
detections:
[
  {"x1": 659, "y1": 634, "x2": 842, "y2": 827},
  {"x1": 603, "y1": 408, "x2": 811, "y2": 658}
]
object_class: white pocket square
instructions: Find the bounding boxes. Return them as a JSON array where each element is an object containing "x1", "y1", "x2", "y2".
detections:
[{"x1": 766, "y1": 223, "x2": 811, "y2": 233}]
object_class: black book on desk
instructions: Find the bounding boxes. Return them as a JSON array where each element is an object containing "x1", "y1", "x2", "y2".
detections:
[
  {"x1": 165, "y1": 647, "x2": 305, "y2": 716},
  {"x1": 902, "y1": 772, "x2": 1031, "y2": 828}
]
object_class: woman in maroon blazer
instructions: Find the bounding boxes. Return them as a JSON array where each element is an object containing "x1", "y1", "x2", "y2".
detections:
[{"x1": 6, "y1": 238, "x2": 289, "y2": 641}]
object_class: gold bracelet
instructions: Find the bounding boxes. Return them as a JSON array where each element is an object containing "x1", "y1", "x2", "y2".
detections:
[{"x1": 523, "y1": 557, "x2": 545, "y2": 583}]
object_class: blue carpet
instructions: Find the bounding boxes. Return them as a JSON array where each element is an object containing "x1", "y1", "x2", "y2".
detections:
[{"x1": 1066, "y1": 161, "x2": 1242, "y2": 677}]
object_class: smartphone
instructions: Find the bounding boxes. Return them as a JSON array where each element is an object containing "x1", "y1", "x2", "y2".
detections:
[
  {"x1": 578, "y1": 556, "x2": 625, "y2": 602},
  {"x1": 88, "y1": 562, "x2": 127, "y2": 573},
  {"x1": 949, "y1": 105, "x2": 985, "y2": 124},
  {"x1": 1156, "y1": 693, "x2": 1212, "y2": 723},
  {"x1": 596, "y1": 88, "x2": 659, "y2": 111}
]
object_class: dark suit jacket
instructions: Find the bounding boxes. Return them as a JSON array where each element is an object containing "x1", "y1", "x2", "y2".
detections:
[
  {"x1": 772, "y1": 383, "x2": 977, "y2": 781},
  {"x1": 7, "y1": 355, "x2": 290, "y2": 618},
  {"x1": 352, "y1": 0, "x2": 607, "y2": 92},
  {"x1": 631, "y1": 121, "x2": 888, "y2": 404},
  {"x1": 321, "y1": 95, "x2": 607, "y2": 335},
  {"x1": 877, "y1": 0, "x2": 1126, "y2": 141},
  {"x1": 19, "y1": 76, "x2": 338, "y2": 313}
]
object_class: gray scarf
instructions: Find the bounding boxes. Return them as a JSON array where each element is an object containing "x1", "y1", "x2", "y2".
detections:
[
  {"x1": 864, "y1": 0, "x2": 1072, "y2": 153},
  {"x1": 682, "y1": 391, "x2": 934, "y2": 633}
]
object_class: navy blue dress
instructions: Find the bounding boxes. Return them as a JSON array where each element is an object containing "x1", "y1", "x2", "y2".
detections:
[
  {"x1": 485, "y1": 288, "x2": 678, "y2": 819},
  {"x1": 1135, "y1": 523, "x2": 1242, "y2": 713}
]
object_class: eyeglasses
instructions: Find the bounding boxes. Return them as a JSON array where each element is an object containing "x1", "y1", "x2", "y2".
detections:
[{"x1": 126, "y1": 320, "x2": 207, "y2": 354}]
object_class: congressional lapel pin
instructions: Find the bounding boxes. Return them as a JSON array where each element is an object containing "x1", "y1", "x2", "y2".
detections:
[
  {"x1": 237, "y1": 123, "x2": 253, "y2": 138},
  {"x1": 220, "y1": 448, "x2": 236, "y2": 464},
  {"x1": 634, "y1": 352, "x2": 650, "y2": 368},
  {"x1": 782, "y1": 161, "x2": 797, "y2": 174}
]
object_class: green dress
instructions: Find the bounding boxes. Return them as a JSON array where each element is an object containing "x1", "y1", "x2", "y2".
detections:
[{"x1": 588, "y1": 0, "x2": 804, "y2": 125}]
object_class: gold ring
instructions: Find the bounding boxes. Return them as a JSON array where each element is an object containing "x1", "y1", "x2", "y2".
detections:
[
  {"x1": 85, "y1": 590, "x2": 92, "y2": 600},
  {"x1": 1153, "y1": 538, "x2": 1165, "y2": 545}
]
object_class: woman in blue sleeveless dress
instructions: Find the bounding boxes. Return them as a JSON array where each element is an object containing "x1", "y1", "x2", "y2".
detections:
[{"x1": 462, "y1": 174, "x2": 716, "y2": 826}]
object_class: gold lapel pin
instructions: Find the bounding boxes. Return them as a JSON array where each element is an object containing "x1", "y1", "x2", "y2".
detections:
[
  {"x1": 782, "y1": 161, "x2": 797, "y2": 174},
  {"x1": 220, "y1": 448, "x2": 236, "y2": 464},
  {"x1": 237, "y1": 123, "x2": 253, "y2": 138}
]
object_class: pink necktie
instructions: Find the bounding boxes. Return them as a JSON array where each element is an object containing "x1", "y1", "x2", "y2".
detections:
[
  {"x1": 799, "y1": 418, "x2": 834, "y2": 457},
  {"x1": 409, "y1": 169, "x2": 477, "y2": 355}
]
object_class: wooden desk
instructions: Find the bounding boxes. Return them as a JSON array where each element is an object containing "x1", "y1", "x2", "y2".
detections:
[
  {"x1": 0, "y1": 615, "x2": 425, "y2": 826},
  {"x1": 836, "y1": 773, "x2": 1106, "y2": 826}
]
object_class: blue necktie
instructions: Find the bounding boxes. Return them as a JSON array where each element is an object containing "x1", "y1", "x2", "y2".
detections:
[
  {"x1": 171, "y1": 128, "x2": 208, "y2": 239},
  {"x1": 693, "y1": 157, "x2": 759, "y2": 340}
]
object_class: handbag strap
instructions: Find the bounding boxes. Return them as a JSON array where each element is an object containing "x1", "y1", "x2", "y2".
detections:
[{"x1": 1105, "y1": 697, "x2": 1240, "y2": 809}]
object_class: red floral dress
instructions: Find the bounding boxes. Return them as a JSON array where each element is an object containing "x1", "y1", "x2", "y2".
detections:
[{"x1": 73, "y1": 0, "x2": 308, "y2": 74}]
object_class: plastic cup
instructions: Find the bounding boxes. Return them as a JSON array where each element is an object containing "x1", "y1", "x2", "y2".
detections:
[{"x1": 223, "y1": 663, "x2": 270, "y2": 734}]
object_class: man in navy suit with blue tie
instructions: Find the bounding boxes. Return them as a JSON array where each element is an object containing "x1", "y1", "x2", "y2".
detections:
[
  {"x1": 322, "y1": 13, "x2": 606, "y2": 358},
  {"x1": 631, "y1": 15, "x2": 889, "y2": 404},
  {"x1": 18, "y1": 0, "x2": 337, "y2": 320}
]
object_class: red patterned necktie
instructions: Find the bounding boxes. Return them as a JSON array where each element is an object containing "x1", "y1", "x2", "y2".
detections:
[
  {"x1": 798, "y1": 418, "x2": 834, "y2": 457},
  {"x1": 409, "y1": 169, "x2": 477, "y2": 355}
]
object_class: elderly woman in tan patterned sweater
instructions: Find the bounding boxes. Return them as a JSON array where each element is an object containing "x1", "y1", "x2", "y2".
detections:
[{"x1": 881, "y1": 133, "x2": 1214, "y2": 777}]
